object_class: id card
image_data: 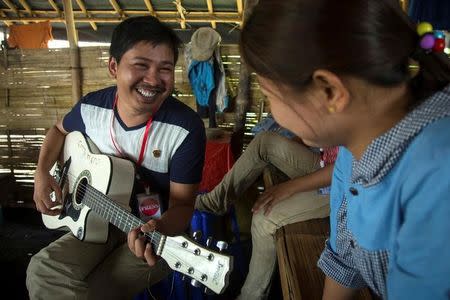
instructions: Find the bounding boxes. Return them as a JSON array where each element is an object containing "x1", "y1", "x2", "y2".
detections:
[{"x1": 137, "y1": 192, "x2": 162, "y2": 222}]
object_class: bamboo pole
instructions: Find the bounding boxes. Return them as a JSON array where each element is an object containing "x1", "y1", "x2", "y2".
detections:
[
  {"x1": 62, "y1": 0, "x2": 82, "y2": 104},
  {"x1": 234, "y1": 0, "x2": 259, "y2": 132},
  {"x1": 206, "y1": 0, "x2": 216, "y2": 29}
]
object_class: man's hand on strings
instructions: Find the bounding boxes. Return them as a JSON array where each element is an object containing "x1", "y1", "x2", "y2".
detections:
[
  {"x1": 128, "y1": 219, "x2": 160, "y2": 266},
  {"x1": 33, "y1": 169, "x2": 62, "y2": 216}
]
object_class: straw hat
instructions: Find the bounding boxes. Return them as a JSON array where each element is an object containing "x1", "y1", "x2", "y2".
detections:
[{"x1": 190, "y1": 27, "x2": 221, "y2": 61}]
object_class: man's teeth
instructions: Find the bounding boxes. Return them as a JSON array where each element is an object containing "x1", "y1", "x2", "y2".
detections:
[{"x1": 137, "y1": 88, "x2": 157, "y2": 97}]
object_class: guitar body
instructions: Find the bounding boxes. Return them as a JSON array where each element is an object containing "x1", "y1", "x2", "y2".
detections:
[{"x1": 42, "y1": 131, "x2": 135, "y2": 243}]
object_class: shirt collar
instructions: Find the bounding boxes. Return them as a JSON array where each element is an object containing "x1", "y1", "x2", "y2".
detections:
[{"x1": 352, "y1": 85, "x2": 450, "y2": 186}]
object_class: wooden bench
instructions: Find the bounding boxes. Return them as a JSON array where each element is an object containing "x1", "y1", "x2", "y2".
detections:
[
  {"x1": 275, "y1": 219, "x2": 374, "y2": 300},
  {"x1": 263, "y1": 167, "x2": 374, "y2": 299}
]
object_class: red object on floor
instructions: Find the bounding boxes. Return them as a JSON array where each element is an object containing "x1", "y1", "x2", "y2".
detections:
[{"x1": 199, "y1": 134, "x2": 235, "y2": 193}]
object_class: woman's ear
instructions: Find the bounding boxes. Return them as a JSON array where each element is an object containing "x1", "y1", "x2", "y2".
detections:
[
  {"x1": 311, "y1": 70, "x2": 350, "y2": 113},
  {"x1": 108, "y1": 57, "x2": 118, "y2": 78}
]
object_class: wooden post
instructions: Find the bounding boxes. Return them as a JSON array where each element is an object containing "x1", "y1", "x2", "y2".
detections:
[
  {"x1": 62, "y1": 0, "x2": 82, "y2": 104},
  {"x1": 234, "y1": 0, "x2": 259, "y2": 132},
  {"x1": 2, "y1": 27, "x2": 9, "y2": 107},
  {"x1": 399, "y1": 0, "x2": 409, "y2": 12}
]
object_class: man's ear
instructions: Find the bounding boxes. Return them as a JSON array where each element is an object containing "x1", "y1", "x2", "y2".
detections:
[
  {"x1": 311, "y1": 70, "x2": 350, "y2": 113},
  {"x1": 108, "y1": 57, "x2": 118, "y2": 78}
]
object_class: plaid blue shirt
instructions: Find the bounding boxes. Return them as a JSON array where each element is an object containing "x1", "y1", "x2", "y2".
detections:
[{"x1": 318, "y1": 85, "x2": 450, "y2": 299}]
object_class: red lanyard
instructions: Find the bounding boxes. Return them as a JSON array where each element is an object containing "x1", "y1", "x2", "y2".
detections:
[{"x1": 109, "y1": 94, "x2": 154, "y2": 167}]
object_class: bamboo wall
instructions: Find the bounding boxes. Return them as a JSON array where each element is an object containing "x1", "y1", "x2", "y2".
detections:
[{"x1": 0, "y1": 45, "x2": 267, "y2": 206}]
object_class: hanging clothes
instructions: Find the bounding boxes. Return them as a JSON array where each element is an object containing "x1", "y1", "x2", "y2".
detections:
[
  {"x1": 8, "y1": 21, "x2": 53, "y2": 49},
  {"x1": 185, "y1": 28, "x2": 229, "y2": 127}
]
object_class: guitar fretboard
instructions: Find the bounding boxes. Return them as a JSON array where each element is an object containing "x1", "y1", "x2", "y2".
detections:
[{"x1": 82, "y1": 184, "x2": 163, "y2": 248}]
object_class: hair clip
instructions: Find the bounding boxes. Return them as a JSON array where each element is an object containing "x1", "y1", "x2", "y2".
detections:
[{"x1": 417, "y1": 22, "x2": 446, "y2": 53}]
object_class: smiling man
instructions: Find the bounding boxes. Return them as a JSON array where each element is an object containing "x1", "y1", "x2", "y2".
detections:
[{"x1": 27, "y1": 16, "x2": 206, "y2": 300}]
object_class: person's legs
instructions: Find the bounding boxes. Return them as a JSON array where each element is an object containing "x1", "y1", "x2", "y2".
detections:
[
  {"x1": 238, "y1": 191, "x2": 330, "y2": 300},
  {"x1": 26, "y1": 225, "x2": 124, "y2": 300},
  {"x1": 27, "y1": 225, "x2": 172, "y2": 300},
  {"x1": 87, "y1": 238, "x2": 172, "y2": 299},
  {"x1": 196, "y1": 132, "x2": 320, "y2": 215}
]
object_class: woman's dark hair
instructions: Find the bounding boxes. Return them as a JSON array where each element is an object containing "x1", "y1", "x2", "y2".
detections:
[
  {"x1": 109, "y1": 16, "x2": 181, "y2": 64},
  {"x1": 240, "y1": 0, "x2": 450, "y2": 105}
]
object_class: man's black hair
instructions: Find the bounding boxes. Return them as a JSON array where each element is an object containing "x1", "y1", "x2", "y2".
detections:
[{"x1": 109, "y1": 16, "x2": 181, "y2": 63}]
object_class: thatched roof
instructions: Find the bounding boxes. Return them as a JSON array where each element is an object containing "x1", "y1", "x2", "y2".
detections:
[{"x1": 0, "y1": 0, "x2": 243, "y2": 43}]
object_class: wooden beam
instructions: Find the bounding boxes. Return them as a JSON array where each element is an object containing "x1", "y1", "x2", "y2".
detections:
[
  {"x1": 236, "y1": 0, "x2": 243, "y2": 26},
  {"x1": 206, "y1": 0, "x2": 216, "y2": 29},
  {"x1": 0, "y1": 10, "x2": 11, "y2": 26},
  {"x1": 75, "y1": 0, "x2": 97, "y2": 30},
  {"x1": 62, "y1": 0, "x2": 81, "y2": 104},
  {"x1": 2, "y1": 0, "x2": 28, "y2": 23},
  {"x1": 47, "y1": 0, "x2": 61, "y2": 16},
  {"x1": 0, "y1": 8, "x2": 238, "y2": 17},
  {"x1": 399, "y1": 0, "x2": 409, "y2": 12},
  {"x1": 143, "y1": 0, "x2": 155, "y2": 16},
  {"x1": 0, "y1": 15, "x2": 241, "y2": 24},
  {"x1": 174, "y1": 0, "x2": 186, "y2": 29},
  {"x1": 18, "y1": 0, "x2": 34, "y2": 16},
  {"x1": 109, "y1": 0, "x2": 125, "y2": 18}
]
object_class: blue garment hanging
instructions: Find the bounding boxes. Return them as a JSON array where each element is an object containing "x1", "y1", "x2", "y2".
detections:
[
  {"x1": 188, "y1": 60, "x2": 216, "y2": 107},
  {"x1": 409, "y1": 0, "x2": 450, "y2": 30}
]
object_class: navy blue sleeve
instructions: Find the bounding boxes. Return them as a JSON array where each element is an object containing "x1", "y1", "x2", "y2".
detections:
[
  {"x1": 62, "y1": 98, "x2": 86, "y2": 134},
  {"x1": 169, "y1": 122, "x2": 206, "y2": 184}
]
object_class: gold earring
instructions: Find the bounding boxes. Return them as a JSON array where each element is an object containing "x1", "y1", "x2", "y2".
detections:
[{"x1": 328, "y1": 106, "x2": 335, "y2": 113}]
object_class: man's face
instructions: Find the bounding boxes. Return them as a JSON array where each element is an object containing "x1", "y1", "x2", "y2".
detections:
[{"x1": 109, "y1": 41, "x2": 175, "y2": 115}]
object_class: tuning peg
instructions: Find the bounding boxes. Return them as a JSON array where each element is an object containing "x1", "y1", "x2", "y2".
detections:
[
  {"x1": 204, "y1": 287, "x2": 214, "y2": 295},
  {"x1": 216, "y1": 240, "x2": 228, "y2": 252},
  {"x1": 192, "y1": 230, "x2": 202, "y2": 241},
  {"x1": 206, "y1": 236, "x2": 213, "y2": 247},
  {"x1": 191, "y1": 278, "x2": 202, "y2": 288}
]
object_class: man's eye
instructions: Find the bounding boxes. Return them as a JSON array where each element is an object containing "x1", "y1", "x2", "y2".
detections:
[{"x1": 135, "y1": 64, "x2": 147, "y2": 69}]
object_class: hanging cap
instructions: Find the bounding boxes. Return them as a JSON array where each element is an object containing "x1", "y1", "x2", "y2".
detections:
[{"x1": 190, "y1": 27, "x2": 221, "y2": 61}]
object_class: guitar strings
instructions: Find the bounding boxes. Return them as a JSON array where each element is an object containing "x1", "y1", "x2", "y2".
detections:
[{"x1": 54, "y1": 170, "x2": 224, "y2": 283}]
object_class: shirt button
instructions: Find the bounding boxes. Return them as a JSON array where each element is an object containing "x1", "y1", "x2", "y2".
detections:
[{"x1": 349, "y1": 187, "x2": 358, "y2": 196}]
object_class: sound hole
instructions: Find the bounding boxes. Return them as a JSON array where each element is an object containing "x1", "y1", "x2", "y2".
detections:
[{"x1": 75, "y1": 177, "x2": 89, "y2": 206}]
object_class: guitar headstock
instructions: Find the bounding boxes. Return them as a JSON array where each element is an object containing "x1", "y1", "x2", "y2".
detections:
[{"x1": 160, "y1": 235, "x2": 233, "y2": 294}]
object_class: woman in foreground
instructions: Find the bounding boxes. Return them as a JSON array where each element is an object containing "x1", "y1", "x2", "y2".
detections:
[{"x1": 240, "y1": 0, "x2": 450, "y2": 299}]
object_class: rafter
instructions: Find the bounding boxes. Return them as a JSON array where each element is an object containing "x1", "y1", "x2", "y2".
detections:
[
  {"x1": 109, "y1": 0, "x2": 125, "y2": 18},
  {"x1": 0, "y1": 10, "x2": 11, "y2": 26},
  {"x1": 18, "y1": 0, "x2": 34, "y2": 16},
  {"x1": 0, "y1": 15, "x2": 241, "y2": 24},
  {"x1": 2, "y1": 0, "x2": 28, "y2": 23},
  {"x1": 206, "y1": 0, "x2": 216, "y2": 29},
  {"x1": 47, "y1": 0, "x2": 61, "y2": 16},
  {"x1": 143, "y1": 0, "x2": 155, "y2": 16},
  {"x1": 173, "y1": 0, "x2": 186, "y2": 29},
  {"x1": 75, "y1": 0, "x2": 97, "y2": 30},
  {"x1": 0, "y1": 8, "x2": 237, "y2": 17}
]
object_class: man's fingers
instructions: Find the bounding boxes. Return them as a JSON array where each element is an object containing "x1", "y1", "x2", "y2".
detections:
[
  {"x1": 48, "y1": 178, "x2": 63, "y2": 203},
  {"x1": 144, "y1": 243, "x2": 157, "y2": 266},
  {"x1": 128, "y1": 227, "x2": 140, "y2": 253}
]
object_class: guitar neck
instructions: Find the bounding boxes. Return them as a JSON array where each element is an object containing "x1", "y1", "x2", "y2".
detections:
[{"x1": 82, "y1": 185, "x2": 164, "y2": 249}]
